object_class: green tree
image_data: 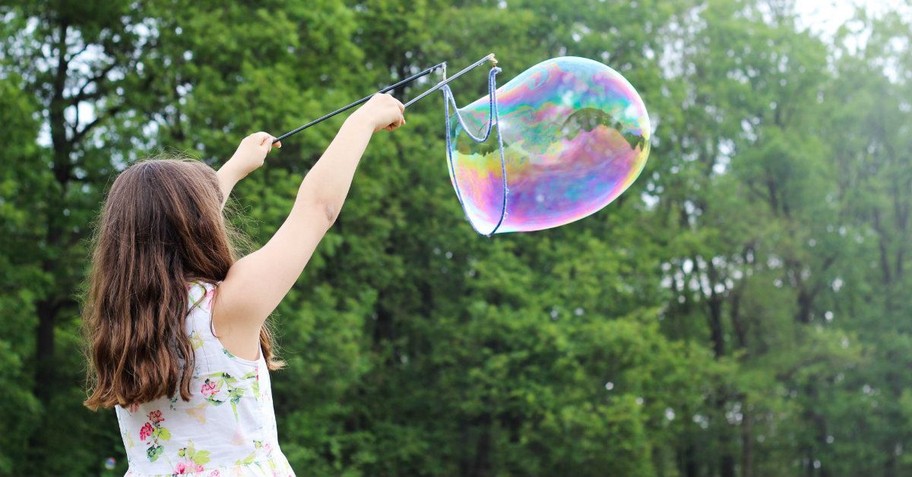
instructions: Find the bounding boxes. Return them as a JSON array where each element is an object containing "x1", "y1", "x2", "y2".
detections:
[
  {"x1": 4, "y1": 0, "x2": 912, "y2": 476},
  {"x1": 0, "y1": 74, "x2": 43, "y2": 475}
]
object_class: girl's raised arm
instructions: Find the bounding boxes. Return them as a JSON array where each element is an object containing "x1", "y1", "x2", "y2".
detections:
[{"x1": 214, "y1": 94, "x2": 405, "y2": 359}]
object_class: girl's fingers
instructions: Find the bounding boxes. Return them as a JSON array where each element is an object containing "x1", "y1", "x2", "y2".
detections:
[{"x1": 386, "y1": 116, "x2": 405, "y2": 131}]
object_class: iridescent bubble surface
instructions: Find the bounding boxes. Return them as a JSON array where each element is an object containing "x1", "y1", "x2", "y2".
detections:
[{"x1": 447, "y1": 56, "x2": 651, "y2": 235}]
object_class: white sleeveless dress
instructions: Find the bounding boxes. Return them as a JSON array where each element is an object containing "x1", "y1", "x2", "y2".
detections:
[{"x1": 115, "y1": 282, "x2": 295, "y2": 476}]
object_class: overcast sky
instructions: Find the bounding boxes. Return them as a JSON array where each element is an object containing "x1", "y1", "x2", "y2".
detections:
[{"x1": 795, "y1": 0, "x2": 911, "y2": 37}]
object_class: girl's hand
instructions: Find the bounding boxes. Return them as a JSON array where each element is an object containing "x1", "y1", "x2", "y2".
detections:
[
  {"x1": 216, "y1": 132, "x2": 280, "y2": 207},
  {"x1": 228, "y1": 132, "x2": 281, "y2": 178},
  {"x1": 348, "y1": 93, "x2": 406, "y2": 133}
]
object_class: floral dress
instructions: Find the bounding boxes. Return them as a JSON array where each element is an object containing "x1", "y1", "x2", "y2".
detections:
[{"x1": 115, "y1": 282, "x2": 295, "y2": 477}]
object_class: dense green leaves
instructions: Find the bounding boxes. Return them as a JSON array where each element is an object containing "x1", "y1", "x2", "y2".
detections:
[{"x1": 2, "y1": 0, "x2": 912, "y2": 475}]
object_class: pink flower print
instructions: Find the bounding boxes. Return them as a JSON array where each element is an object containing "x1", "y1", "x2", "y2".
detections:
[
  {"x1": 175, "y1": 461, "x2": 205, "y2": 474},
  {"x1": 147, "y1": 410, "x2": 164, "y2": 424},
  {"x1": 139, "y1": 422, "x2": 154, "y2": 442},
  {"x1": 201, "y1": 379, "x2": 219, "y2": 397},
  {"x1": 175, "y1": 462, "x2": 189, "y2": 474},
  {"x1": 175, "y1": 441, "x2": 210, "y2": 473}
]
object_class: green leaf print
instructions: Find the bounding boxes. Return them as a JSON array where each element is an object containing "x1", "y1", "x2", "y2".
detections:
[
  {"x1": 235, "y1": 441, "x2": 265, "y2": 466},
  {"x1": 228, "y1": 387, "x2": 245, "y2": 420},
  {"x1": 153, "y1": 427, "x2": 171, "y2": 442},
  {"x1": 235, "y1": 450, "x2": 257, "y2": 466},
  {"x1": 192, "y1": 449, "x2": 211, "y2": 466},
  {"x1": 189, "y1": 330, "x2": 203, "y2": 350},
  {"x1": 147, "y1": 445, "x2": 163, "y2": 462},
  {"x1": 242, "y1": 370, "x2": 260, "y2": 398},
  {"x1": 202, "y1": 371, "x2": 258, "y2": 420},
  {"x1": 178, "y1": 441, "x2": 212, "y2": 468}
]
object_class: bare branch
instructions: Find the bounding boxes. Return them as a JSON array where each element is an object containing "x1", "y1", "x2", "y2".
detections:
[
  {"x1": 65, "y1": 41, "x2": 91, "y2": 64},
  {"x1": 71, "y1": 62, "x2": 118, "y2": 105},
  {"x1": 71, "y1": 104, "x2": 122, "y2": 145}
]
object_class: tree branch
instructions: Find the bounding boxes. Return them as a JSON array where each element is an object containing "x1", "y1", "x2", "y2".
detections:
[
  {"x1": 65, "y1": 41, "x2": 91, "y2": 64},
  {"x1": 71, "y1": 62, "x2": 118, "y2": 104},
  {"x1": 71, "y1": 103, "x2": 123, "y2": 144}
]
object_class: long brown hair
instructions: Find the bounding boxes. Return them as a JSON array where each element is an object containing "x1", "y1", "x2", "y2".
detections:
[{"x1": 84, "y1": 159, "x2": 281, "y2": 410}]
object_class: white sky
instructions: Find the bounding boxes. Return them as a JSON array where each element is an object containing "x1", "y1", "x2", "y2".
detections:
[{"x1": 795, "y1": 0, "x2": 911, "y2": 37}]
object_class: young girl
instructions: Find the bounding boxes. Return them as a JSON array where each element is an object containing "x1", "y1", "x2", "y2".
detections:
[{"x1": 83, "y1": 94, "x2": 406, "y2": 476}]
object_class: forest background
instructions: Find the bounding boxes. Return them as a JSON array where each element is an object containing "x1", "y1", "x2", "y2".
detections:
[{"x1": 2, "y1": 0, "x2": 912, "y2": 476}]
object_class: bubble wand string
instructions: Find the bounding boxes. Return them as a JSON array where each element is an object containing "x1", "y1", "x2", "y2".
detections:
[{"x1": 273, "y1": 54, "x2": 497, "y2": 143}]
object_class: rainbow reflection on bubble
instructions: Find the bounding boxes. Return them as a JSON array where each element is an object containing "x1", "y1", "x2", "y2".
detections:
[{"x1": 447, "y1": 56, "x2": 651, "y2": 235}]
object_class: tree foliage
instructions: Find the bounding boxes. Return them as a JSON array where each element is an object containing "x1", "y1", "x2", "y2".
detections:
[{"x1": 1, "y1": 0, "x2": 911, "y2": 476}]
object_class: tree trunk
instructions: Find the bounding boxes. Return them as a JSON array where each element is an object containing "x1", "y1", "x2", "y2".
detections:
[
  {"x1": 885, "y1": 445, "x2": 897, "y2": 477},
  {"x1": 708, "y1": 295, "x2": 725, "y2": 358},
  {"x1": 34, "y1": 300, "x2": 58, "y2": 403},
  {"x1": 461, "y1": 413, "x2": 493, "y2": 477},
  {"x1": 717, "y1": 394, "x2": 736, "y2": 477},
  {"x1": 682, "y1": 441, "x2": 698, "y2": 477},
  {"x1": 34, "y1": 19, "x2": 72, "y2": 405},
  {"x1": 472, "y1": 414, "x2": 493, "y2": 477},
  {"x1": 741, "y1": 405, "x2": 754, "y2": 477},
  {"x1": 720, "y1": 454, "x2": 736, "y2": 477}
]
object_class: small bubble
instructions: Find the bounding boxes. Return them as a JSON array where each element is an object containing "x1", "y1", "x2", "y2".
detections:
[{"x1": 604, "y1": 381, "x2": 614, "y2": 391}]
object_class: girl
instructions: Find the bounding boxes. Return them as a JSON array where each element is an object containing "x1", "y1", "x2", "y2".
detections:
[{"x1": 83, "y1": 94, "x2": 406, "y2": 476}]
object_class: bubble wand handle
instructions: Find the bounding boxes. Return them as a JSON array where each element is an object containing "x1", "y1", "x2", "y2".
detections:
[
  {"x1": 273, "y1": 62, "x2": 446, "y2": 143},
  {"x1": 403, "y1": 53, "x2": 497, "y2": 109}
]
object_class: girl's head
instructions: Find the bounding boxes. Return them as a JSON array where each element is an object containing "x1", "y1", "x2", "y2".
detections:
[{"x1": 84, "y1": 159, "x2": 279, "y2": 410}]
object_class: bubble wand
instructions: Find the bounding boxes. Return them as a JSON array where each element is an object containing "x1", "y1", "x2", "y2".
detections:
[
  {"x1": 403, "y1": 54, "x2": 497, "y2": 108},
  {"x1": 273, "y1": 54, "x2": 497, "y2": 144}
]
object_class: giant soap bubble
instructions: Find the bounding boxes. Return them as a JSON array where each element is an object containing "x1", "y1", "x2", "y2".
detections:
[{"x1": 445, "y1": 56, "x2": 651, "y2": 235}]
